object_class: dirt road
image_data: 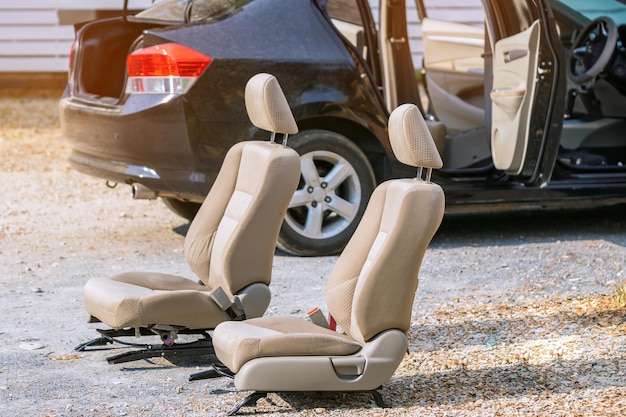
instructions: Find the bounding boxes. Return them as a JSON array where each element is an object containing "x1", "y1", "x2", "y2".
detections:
[{"x1": 1, "y1": 88, "x2": 625, "y2": 416}]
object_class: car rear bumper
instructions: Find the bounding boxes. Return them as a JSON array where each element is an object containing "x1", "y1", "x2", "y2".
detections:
[{"x1": 59, "y1": 93, "x2": 218, "y2": 198}]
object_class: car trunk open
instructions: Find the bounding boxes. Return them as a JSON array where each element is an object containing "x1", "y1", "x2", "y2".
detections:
[{"x1": 70, "y1": 17, "x2": 166, "y2": 103}]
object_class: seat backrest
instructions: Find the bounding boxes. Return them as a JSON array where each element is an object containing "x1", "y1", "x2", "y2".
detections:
[
  {"x1": 184, "y1": 74, "x2": 300, "y2": 297},
  {"x1": 325, "y1": 103, "x2": 444, "y2": 345}
]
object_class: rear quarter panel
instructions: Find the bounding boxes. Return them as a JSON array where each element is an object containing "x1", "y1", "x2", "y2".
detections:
[{"x1": 142, "y1": 0, "x2": 392, "y2": 181}]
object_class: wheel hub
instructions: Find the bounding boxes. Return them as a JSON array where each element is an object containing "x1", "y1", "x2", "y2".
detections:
[{"x1": 310, "y1": 184, "x2": 328, "y2": 204}]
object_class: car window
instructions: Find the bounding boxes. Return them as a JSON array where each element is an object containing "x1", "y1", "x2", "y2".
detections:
[
  {"x1": 327, "y1": 0, "x2": 362, "y2": 25},
  {"x1": 134, "y1": 0, "x2": 250, "y2": 23},
  {"x1": 553, "y1": 0, "x2": 626, "y2": 24},
  {"x1": 327, "y1": 0, "x2": 367, "y2": 58}
]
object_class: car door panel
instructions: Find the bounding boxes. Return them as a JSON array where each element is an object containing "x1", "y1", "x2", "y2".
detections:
[
  {"x1": 421, "y1": 17, "x2": 485, "y2": 132},
  {"x1": 490, "y1": 20, "x2": 540, "y2": 174},
  {"x1": 482, "y1": 0, "x2": 566, "y2": 186}
]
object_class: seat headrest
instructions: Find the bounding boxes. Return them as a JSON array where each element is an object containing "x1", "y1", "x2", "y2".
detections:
[
  {"x1": 245, "y1": 73, "x2": 298, "y2": 135},
  {"x1": 388, "y1": 104, "x2": 443, "y2": 169}
]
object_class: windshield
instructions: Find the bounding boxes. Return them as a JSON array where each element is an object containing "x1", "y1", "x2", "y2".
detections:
[
  {"x1": 134, "y1": 0, "x2": 248, "y2": 23},
  {"x1": 555, "y1": 0, "x2": 626, "y2": 24}
]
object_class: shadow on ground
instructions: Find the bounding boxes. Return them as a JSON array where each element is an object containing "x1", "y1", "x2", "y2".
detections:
[{"x1": 433, "y1": 205, "x2": 626, "y2": 248}]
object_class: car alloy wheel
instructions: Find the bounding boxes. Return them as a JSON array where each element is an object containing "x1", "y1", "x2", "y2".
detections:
[{"x1": 277, "y1": 129, "x2": 376, "y2": 256}]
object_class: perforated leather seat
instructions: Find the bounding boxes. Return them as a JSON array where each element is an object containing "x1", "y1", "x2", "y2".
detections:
[
  {"x1": 76, "y1": 73, "x2": 301, "y2": 364},
  {"x1": 210, "y1": 103, "x2": 445, "y2": 413}
]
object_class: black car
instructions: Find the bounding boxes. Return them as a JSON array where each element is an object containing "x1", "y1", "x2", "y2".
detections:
[{"x1": 60, "y1": 0, "x2": 626, "y2": 256}]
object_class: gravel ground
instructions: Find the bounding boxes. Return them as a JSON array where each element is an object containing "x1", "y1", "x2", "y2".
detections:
[{"x1": 1, "y1": 87, "x2": 625, "y2": 416}]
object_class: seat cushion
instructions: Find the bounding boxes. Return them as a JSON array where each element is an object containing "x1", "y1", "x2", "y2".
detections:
[
  {"x1": 83, "y1": 272, "x2": 230, "y2": 329},
  {"x1": 213, "y1": 316, "x2": 363, "y2": 373}
]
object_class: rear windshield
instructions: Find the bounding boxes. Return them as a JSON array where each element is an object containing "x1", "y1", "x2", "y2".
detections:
[{"x1": 134, "y1": 0, "x2": 250, "y2": 23}]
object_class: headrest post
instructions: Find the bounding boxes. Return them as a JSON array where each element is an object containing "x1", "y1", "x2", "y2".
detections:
[
  {"x1": 269, "y1": 132, "x2": 276, "y2": 143},
  {"x1": 425, "y1": 167, "x2": 433, "y2": 183},
  {"x1": 282, "y1": 133, "x2": 289, "y2": 146},
  {"x1": 416, "y1": 166, "x2": 423, "y2": 180}
]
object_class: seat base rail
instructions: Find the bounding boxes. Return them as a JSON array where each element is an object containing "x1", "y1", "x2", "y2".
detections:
[
  {"x1": 226, "y1": 387, "x2": 389, "y2": 415},
  {"x1": 75, "y1": 327, "x2": 212, "y2": 352},
  {"x1": 105, "y1": 337, "x2": 215, "y2": 364},
  {"x1": 227, "y1": 391, "x2": 270, "y2": 416},
  {"x1": 75, "y1": 327, "x2": 157, "y2": 351},
  {"x1": 189, "y1": 362, "x2": 234, "y2": 381}
]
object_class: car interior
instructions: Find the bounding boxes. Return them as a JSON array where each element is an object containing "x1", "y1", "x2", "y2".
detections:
[
  {"x1": 421, "y1": 1, "x2": 626, "y2": 174},
  {"x1": 556, "y1": 12, "x2": 626, "y2": 170},
  {"x1": 420, "y1": 15, "x2": 492, "y2": 171},
  {"x1": 329, "y1": 0, "x2": 626, "y2": 175},
  {"x1": 74, "y1": 73, "x2": 301, "y2": 364},
  {"x1": 198, "y1": 102, "x2": 445, "y2": 416}
]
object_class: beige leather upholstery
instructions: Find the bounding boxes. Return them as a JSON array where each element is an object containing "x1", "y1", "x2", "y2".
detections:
[
  {"x1": 82, "y1": 73, "x2": 300, "y2": 334},
  {"x1": 212, "y1": 103, "x2": 445, "y2": 395},
  {"x1": 245, "y1": 73, "x2": 298, "y2": 135},
  {"x1": 389, "y1": 103, "x2": 443, "y2": 169}
]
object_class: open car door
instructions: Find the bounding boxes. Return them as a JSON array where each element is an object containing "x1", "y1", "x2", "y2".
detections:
[
  {"x1": 484, "y1": 0, "x2": 566, "y2": 186},
  {"x1": 420, "y1": 16, "x2": 485, "y2": 133},
  {"x1": 380, "y1": 0, "x2": 421, "y2": 113}
]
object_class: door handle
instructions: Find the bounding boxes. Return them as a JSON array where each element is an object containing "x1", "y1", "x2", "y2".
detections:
[{"x1": 503, "y1": 49, "x2": 528, "y2": 63}]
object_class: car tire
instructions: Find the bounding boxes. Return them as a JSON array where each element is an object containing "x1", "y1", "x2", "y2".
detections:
[
  {"x1": 162, "y1": 197, "x2": 201, "y2": 221},
  {"x1": 277, "y1": 129, "x2": 376, "y2": 256}
]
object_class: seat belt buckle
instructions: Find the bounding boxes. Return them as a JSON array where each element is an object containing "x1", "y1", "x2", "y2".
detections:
[
  {"x1": 307, "y1": 307, "x2": 329, "y2": 328},
  {"x1": 210, "y1": 286, "x2": 245, "y2": 320},
  {"x1": 328, "y1": 314, "x2": 336, "y2": 331},
  {"x1": 209, "y1": 287, "x2": 232, "y2": 311}
]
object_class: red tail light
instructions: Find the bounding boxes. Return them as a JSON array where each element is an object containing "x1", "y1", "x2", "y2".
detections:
[{"x1": 126, "y1": 43, "x2": 212, "y2": 94}]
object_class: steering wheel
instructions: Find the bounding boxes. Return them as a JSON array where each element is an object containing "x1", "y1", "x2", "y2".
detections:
[{"x1": 568, "y1": 16, "x2": 618, "y2": 84}]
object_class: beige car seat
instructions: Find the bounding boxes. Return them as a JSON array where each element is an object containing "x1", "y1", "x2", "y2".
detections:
[
  {"x1": 208, "y1": 103, "x2": 445, "y2": 414},
  {"x1": 75, "y1": 73, "x2": 301, "y2": 364}
]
